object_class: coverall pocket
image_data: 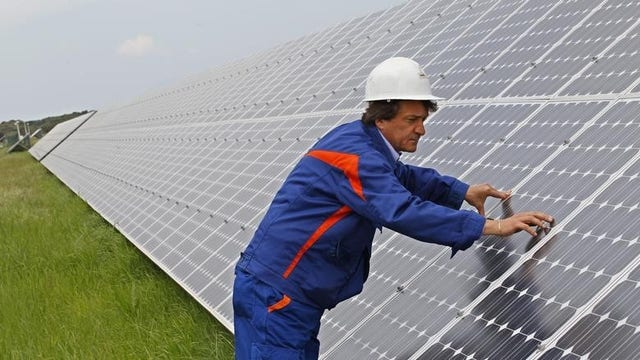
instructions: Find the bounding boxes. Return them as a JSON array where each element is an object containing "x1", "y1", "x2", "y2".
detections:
[
  {"x1": 251, "y1": 343, "x2": 304, "y2": 360},
  {"x1": 266, "y1": 294, "x2": 291, "y2": 313}
]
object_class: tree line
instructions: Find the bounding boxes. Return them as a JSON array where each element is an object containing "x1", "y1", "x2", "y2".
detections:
[{"x1": 0, "y1": 110, "x2": 91, "y2": 145}]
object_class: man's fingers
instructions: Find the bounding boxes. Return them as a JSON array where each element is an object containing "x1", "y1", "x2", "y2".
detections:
[
  {"x1": 488, "y1": 187, "x2": 510, "y2": 200},
  {"x1": 522, "y1": 223, "x2": 537, "y2": 236},
  {"x1": 533, "y1": 212, "x2": 553, "y2": 223},
  {"x1": 509, "y1": 219, "x2": 538, "y2": 236},
  {"x1": 525, "y1": 215, "x2": 545, "y2": 228},
  {"x1": 496, "y1": 189, "x2": 511, "y2": 199},
  {"x1": 519, "y1": 211, "x2": 553, "y2": 223},
  {"x1": 502, "y1": 212, "x2": 555, "y2": 237}
]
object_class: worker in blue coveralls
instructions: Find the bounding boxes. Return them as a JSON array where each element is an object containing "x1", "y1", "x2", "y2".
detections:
[{"x1": 233, "y1": 57, "x2": 553, "y2": 359}]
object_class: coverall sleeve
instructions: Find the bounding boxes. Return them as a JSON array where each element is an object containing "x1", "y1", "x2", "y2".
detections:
[
  {"x1": 395, "y1": 162, "x2": 469, "y2": 210},
  {"x1": 331, "y1": 152, "x2": 485, "y2": 254}
]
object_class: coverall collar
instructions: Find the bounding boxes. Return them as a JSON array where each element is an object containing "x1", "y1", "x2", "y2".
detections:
[
  {"x1": 376, "y1": 128, "x2": 401, "y2": 162},
  {"x1": 361, "y1": 121, "x2": 400, "y2": 165}
]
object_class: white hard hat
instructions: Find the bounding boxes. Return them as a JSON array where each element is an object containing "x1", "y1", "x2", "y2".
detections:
[{"x1": 364, "y1": 57, "x2": 443, "y2": 102}]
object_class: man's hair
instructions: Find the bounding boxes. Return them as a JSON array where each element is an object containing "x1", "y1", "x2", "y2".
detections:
[{"x1": 361, "y1": 100, "x2": 438, "y2": 126}]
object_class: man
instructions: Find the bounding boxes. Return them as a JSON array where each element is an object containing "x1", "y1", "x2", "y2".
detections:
[{"x1": 233, "y1": 57, "x2": 553, "y2": 359}]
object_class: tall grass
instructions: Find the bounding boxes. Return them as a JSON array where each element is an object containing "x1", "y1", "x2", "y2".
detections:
[{"x1": 0, "y1": 151, "x2": 234, "y2": 359}]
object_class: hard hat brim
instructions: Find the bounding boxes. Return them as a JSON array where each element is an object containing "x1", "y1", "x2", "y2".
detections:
[{"x1": 363, "y1": 95, "x2": 445, "y2": 102}]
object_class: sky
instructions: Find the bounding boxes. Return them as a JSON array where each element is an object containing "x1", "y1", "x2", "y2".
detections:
[{"x1": 0, "y1": 0, "x2": 406, "y2": 122}]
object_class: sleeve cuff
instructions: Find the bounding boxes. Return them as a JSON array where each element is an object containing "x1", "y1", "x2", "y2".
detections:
[
  {"x1": 446, "y1": 179, "x2": 469, "y2": 210},
  {"x1": 450, "y1": 212, "x2": 486, "y2": 258}
]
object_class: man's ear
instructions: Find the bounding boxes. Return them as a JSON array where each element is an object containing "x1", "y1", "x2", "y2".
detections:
[{"x1": 375, "y1": 118, "x2": 384, "y2": 130}]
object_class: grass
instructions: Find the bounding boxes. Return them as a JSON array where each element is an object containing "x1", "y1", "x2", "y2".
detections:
[{"x1": 0, "y1": 151, "x2": 234, "y2": 359}]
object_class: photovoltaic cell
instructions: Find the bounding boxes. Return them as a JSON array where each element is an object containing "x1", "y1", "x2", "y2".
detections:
[{"x1": 32, "y1": 0, "x2": 640, "y2": 358}]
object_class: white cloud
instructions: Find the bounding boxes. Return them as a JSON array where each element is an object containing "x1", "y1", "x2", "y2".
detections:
[{"x1": 117, "y1": 34, "x2": 155, "y2": 57}]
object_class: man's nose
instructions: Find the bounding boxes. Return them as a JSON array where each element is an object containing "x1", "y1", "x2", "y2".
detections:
[{"x1": 416, "y1": 122, "x2": 426, "y2": 136}]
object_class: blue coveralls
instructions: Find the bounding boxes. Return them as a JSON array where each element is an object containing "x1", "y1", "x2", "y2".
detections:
[{"x1": 233, "y1": 120, "x2": 486, "y2": 359}]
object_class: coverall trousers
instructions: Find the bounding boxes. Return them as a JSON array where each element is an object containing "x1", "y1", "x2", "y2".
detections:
[{"x1": 233, "y1": 268, "x2": 324, "y2": 360}]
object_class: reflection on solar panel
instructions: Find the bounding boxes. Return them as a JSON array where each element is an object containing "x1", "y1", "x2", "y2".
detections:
[
  {"x1": 29, "y1": 111, "x2": 95, "y2": 161},
  {"x1": 32, "y1": 0, "x2": 640, "y2": 358}
]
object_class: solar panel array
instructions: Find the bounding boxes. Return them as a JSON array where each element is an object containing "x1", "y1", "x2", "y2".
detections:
[{"x1": 33, "y1": 0, "x2": 640, "y2": 358}]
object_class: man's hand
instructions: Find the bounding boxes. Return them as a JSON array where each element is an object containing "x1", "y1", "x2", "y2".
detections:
[
  {"x1": 483, "y1": 212, "x2": 554, "y2": 236},
  {"x1": 465, "y1": 183, "x2": 511, "y2": 216}
]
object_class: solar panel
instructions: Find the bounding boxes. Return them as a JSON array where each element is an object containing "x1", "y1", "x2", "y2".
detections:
[
  {"x1": 33, "y1": 0, "x2": 640, "y2": 358},
  {"x1": 7, "y1": 134, "x2": 31, "y2": 153},
  {"x1": 28, "y1": 111, "x2": 95, "y2": 161}
]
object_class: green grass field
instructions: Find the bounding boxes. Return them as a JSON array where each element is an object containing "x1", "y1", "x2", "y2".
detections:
[{"x1": 0, "y1": 151, "x2": 234, "y2": 359}]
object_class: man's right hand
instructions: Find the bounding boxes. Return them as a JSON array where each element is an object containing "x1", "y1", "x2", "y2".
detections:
[{"x1": 483, "y1": 212, "x2": 554, "y2": 236}]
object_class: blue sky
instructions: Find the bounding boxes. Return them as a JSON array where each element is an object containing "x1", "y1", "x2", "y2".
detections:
[{"x1": 0, "y1": 0, "x2": 405, "y2": 122}]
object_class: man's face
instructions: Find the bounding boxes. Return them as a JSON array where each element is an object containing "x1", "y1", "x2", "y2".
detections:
[{"x1": 375, "y1": 100, "x2": 428, "y2": 153}]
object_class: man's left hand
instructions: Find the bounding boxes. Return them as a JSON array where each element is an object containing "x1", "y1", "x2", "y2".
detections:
[{"x1": 465, "y1": 183, "x2": 510, "y2": 216}]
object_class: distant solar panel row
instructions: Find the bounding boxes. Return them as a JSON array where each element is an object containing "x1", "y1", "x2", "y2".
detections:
[{"x1": 33, "y1": 0, "x2": 640, "y2": 358}]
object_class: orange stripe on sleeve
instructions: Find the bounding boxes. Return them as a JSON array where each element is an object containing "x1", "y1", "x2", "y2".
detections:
[
  {"x1": 307, "y1": 150, "x2": 365, "y2": 201},
  {"x1": 283, "y1": 205, "x2": 352, "y2": 278}
]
